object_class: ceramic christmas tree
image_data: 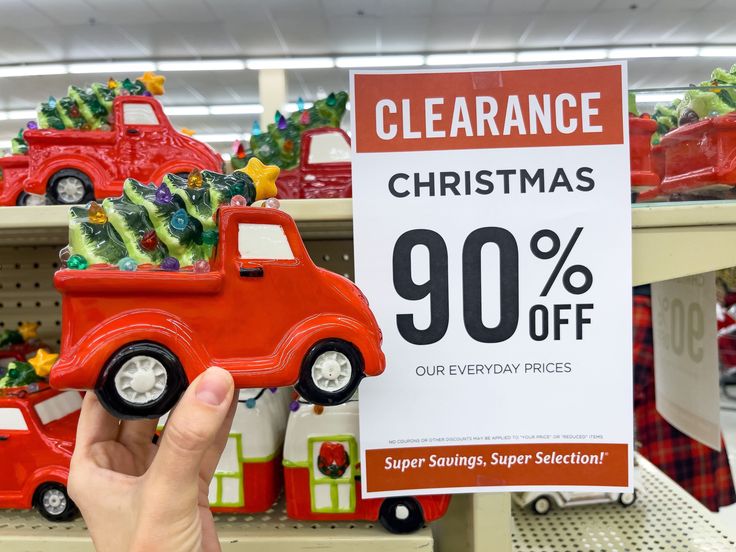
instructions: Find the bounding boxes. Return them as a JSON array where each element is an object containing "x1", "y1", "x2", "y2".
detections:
[{"x1": 249, "y1": 91, "x2": 348, "y2": 170}]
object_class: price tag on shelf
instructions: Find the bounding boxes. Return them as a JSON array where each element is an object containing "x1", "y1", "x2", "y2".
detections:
[
  {"x1": 651, "y1": 274, "x2": 720, "y2": 451},
  {"x1": 351, "y1": 62, "x2": 633, "y2": 497}
]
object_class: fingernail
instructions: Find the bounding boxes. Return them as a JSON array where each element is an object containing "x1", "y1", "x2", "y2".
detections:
[{"x1": 195, "y1": 367, "x2": 231, "y2": 406}]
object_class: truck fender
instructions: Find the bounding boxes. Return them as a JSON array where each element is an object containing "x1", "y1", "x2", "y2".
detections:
[
  {"x1": 29, "y1": 155, "x2": 106, "y2": 195},
  {"x1": 22, "y1": 466, "x2": 69, "y2": 509},
  {"x1": 277, "y1": 315, "x2": 383, "y2": 377},
  {"x1": 69, "y1": 310, "x2": 211, "y2": 386}
]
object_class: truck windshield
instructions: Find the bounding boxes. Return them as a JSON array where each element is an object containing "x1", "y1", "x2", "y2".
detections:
[
  {"x1": 123, "y1": 103, "x2": 160, "y2": 125},
  {"x1": 238, "y1": 223, "x2": 294, "y2": 260},
  {"x1": 34, "y1": 391, "x2": 82, "y2": 425},
  {"x1": 308, "y1": 133, "x2": 351, "y2": 164}
]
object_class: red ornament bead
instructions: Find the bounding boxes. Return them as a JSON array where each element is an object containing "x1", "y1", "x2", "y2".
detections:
[{"x1": 140, "y1": 230, "x2": 158, "y2": 251}]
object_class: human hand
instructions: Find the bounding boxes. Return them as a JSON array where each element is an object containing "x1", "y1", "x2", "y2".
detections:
[{"x1": 69, "y1": 367, "x2": 237, "y2": 552}]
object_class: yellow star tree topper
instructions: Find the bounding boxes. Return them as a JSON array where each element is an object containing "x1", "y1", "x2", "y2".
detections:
[
  {"x1": 29, "y1": 349, "x2": 59, "y2": 377},
  {"x1": 17, "y1": 321, "x2": 39, "y2": 341},
  {"x1": 238, "y1": 157, "x2": 279, "y2": 200},
  {"x1": 137, "y1": 71, "x2": 166, "y2": 96}
]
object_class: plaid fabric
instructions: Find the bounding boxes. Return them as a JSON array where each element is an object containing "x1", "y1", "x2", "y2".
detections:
[{"x1": 634, "y1": 292, "x2": 736, "y2": 511}]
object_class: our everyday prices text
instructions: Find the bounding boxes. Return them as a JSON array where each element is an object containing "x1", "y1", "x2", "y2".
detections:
[{"x1": 352, "y1": 63, "x2": 633, "y2": 496}]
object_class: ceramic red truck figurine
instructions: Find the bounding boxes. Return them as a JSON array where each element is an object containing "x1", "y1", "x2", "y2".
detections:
[
  {"x1": 0, "y1": 155, "x2": 37, "y2": 206},
  {"x1": 0, "y1": 385, "x2": 81, "y2": 521},
  {"x1": 51, "y1": 168, "x2": 384, "y2": 419},
  {"x1": 20, "y1": 95, "x2": 222, "y2": 205},
  {"x1": 277, "y1": 127, "x2": 351, "y2": 199}
]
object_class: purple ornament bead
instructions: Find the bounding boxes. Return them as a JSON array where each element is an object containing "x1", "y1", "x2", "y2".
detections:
[
  {"x1": 26, "y1": 120, "x2": 38, "y2": 130},
  {"x1": 289, "y1": 400, "x2": 300, "y2": 412},
  {"x1": 161, "y1": 257, "x2": 180, "y2": 271},
  {"x1": 269, "y1": 387, "x2": 278, "y2": 393},
  {"x1": 277, "y1": 115, "x2": 287, "y2": 130},
  {"x1": 155, "y1": 183, "x2": 172, "y2": 204},
  {"x1": 143, "y1": 90, "x2": 153, "y2": 97}
]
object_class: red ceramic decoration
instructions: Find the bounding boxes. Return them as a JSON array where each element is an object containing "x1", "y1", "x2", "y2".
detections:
[
  {"x1": 283, "y1": 400, "x2": 451, "y2": 534},
  {"x1": 51, "y1": 206, "x2": 385, "y2": 419},
  {"x1": 20, "y1": 95, "x2": 222, "y2": 205},
  {"x1": 0, "y1": 385, "x2": 81, "y2": 521},
  {"x1": 0, "y1": 154, "x2": 32, "y2": 206},
  {"x1": 659, "y1": 113, "x2": 736, "y2": 195},
  {"x1": 628, "y1": 116, "x2": 661, "y2": 202},
  {"x1": 277, "y1": 128, "x2": 352, "y2": 199}
]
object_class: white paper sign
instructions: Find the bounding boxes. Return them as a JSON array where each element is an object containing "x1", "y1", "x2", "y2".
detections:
[
  {"x1": 351, "y1": 63, "x2": 633, "y2": 497},
  {"x1": 651, "y1": 274, "x2": 720, "y2": 451}
]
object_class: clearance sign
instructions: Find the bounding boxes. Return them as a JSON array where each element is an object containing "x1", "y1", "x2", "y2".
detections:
[{"x1": 351, "y1": 63, "x2": 633, "y2": 497}]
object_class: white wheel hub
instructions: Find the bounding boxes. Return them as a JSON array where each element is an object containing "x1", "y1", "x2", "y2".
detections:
[
  {"x1": 42, "y1": 488, "x2": 67, "y2": 515},
  {"x1": 535, "y1": 498, "x2": 551, "y2": 514},
  {"x1": 56, "y1": 176, "x2": 86, "y2": 204},
  {"x1": 620, "y1": 492, "x2": 635, "y2": 505},
  {"x1": 311, "y1": 350, "x2": 352, "y2": 392},
  {"x1": 394, "y1": 504, "x2": 410, "y2": 520},
  {"x1": 114, "y1": 355, "x2": 167, "y2": 405},
  {"x1": 23, "y1": 193, "x2": 46, "y2": 206}
]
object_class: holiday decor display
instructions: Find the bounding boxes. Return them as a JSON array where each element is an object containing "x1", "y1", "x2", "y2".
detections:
[
  {"x1": 51, "y1": 171, "x2": 385, "y2": 419},
  {"x1": 0, "y1": 385, "x2": 81, "y2": 521},
  {"x1": 9, "y1": 73, "x2": 222, "y2": 205},
  {"x1": 282, "y1": 399, "x2": 451, "y2": 534},
  {"x1": 11, "y1": 128, "x2": 28, "y2": 154},
  {"x1": 514, "y1": 488, "x2": 639, "y2": 514},
  {"x1": 249, "y1": 92, "x2": 348, "y2": 170},
  {"x1": 0, "y1": 322, "x2": 50, "y2": 367},
  {"x1": 628, "y1": 96, "x2": 661, "y2": 202},
  {"x1": 0, "y1": 131, "x2": 37, "y2": 205}
]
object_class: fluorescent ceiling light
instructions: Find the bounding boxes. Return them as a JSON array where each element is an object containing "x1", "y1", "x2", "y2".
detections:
[
  {"x1": 699, "y1": 46, "x2": 736, "y2": 57},
  {"x1": 634, "y1": 92, "x2": 682, "y2": 103},
  {"x1": 335, "y1": 55, "x2": 425, "y2": 68},
  {"x1": 426, "y1": 52, "x2": 516, "y2": 65},
  {"x1": 194, "y1": 133, "x2": 250, "y2": 143},
  {"x1": 209, "y1": 104, "x2": 263, "y2": 115},
  {"x1": 163, "y1": 106, "x2": 209, "y2": 116},
  {"x1": 517, "y1": 49, "x2": 607, "y2": 62},
  {"x1": 69, "y1": 61, "x2": 156, "y2": 74},
  {"x1": 6, "y1": 109, "x2": 36, "y2": 120},
  {"x1": 157, "y1": 59, "x2": 245, "y2": 71},
  {"x1": 608, "y1": 46, "x2": 699, "y2": 59},
  {"x1": 246, "y1": 58, "x2": 334, "y2": 70},
  {"x1": 0, "y1": 64, "x2": 67, "y2": 77},
  {"x1": 283, "y1": 101, "x2": 314, "y2": 112}
]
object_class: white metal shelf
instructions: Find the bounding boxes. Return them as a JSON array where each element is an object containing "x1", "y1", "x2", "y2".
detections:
[
  {"x1": 3, "y1": 198, "x2": 736, "y2": 284},
  {"x1": 0, "y1": 495, "x2": 434, "y2": 552},
  {"x1": 511, "y1": 455, "x2": 736, "y2": 551}
]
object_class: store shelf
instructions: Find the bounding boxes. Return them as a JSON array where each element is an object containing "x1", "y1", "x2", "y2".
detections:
[
  {"x1": 0, "y1": 495, "x2": 434, "y2": 552},
  {"x1": 3, "y1": 199, "x2": 736, "y2": 284},
  {"x1": 511, "y1": 455, "x2": 736, "y2": 551}
]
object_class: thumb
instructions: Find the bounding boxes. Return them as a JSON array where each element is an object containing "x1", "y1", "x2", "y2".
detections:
[{"x1": 147, "y1": 367, "x2": 234, "y2": 491}]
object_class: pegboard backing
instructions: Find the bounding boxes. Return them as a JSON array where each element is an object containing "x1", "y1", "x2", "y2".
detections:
[
  {"x1": 511, "y1": 455, "x2": 736, "y2": 551},
  {"x1": 0, "y1": 244, "x2": 63, "y2": 348},
  {"x1": 0, "y1": 496, "x2": 433, "y2": 552}
]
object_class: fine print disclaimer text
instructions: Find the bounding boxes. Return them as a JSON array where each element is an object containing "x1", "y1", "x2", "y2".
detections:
[{"x1": 414, "y1": 361, "x2": 573, "y2": 376}]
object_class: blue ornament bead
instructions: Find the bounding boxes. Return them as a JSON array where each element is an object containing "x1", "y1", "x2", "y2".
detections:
[
  {"x1": 245, "y1": 398, "x2": 256, "y2": 409},
  {"x1": 170, "y1": 208, "x2": 188, "y2": 231},
  {"x1": 118, "y1": 256, "x2": 138, "y2": 271}
]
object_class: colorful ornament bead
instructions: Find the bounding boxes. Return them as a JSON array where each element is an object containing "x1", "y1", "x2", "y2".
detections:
[
  {"x1": 274, "y1": 110, "x2": 282, "y2": 124},
  {"x1": 297, "y1": 97, "x2": 305, "y2": 111},
  {"x1": 108, "y1": 78, "x2": 117, "y2": 89},
  {"x1": 68, "y1": 254, "x2": 88, "y2": 270},
  {"x1": 193, "y1": 259, "x2": 210, "y2": 273},
  {"x1": 26, "y1": 120, "x2": 38, "y2": 130},
  {"x1": 155, "y1": 183, "x2": 172, "y2": 204},
  {"x1": 88, "y1": 201, "x2": 107, "y2": 224},
  {"x1": 245, "y1": 398, "x2": 256, "y2": 409},
  {"x1": 140, "y1": 230, "x2": 158, "y2": 251},
  {"x1": 59, "y1": 246, "x2": 71, "y2": 266},
  {"x1": 187, "y1": 168, "x2": 203, "y2": 189},
  {"x1": 709, "y1": 110, "x2": 720, "y2": 118},
  {"x1": 48, "y1": 96, "x2": 57, "y2": 109},
  {"x1": 300, "y1": 110, "x2": 311, "y2": 125},
  {"x1": 161, "y1": 257, "x2": 180, "y2": 271},
  {"x1": 277, "y1": 115, "x2": 287, "y2": 130},
  {"x1": 170, "y1": 208, "x2": 189, "y2": 231},
  {"x1": 202, "y1": 230, "x2": 218, "y2": 246},
  {"x1": 28, "y1": 382, "x2": 40, "y2": 393},
  {"x1": 230, "y1": 194, "x2": 247, "y2": 206},
  {"x1": 269, "y1": 387, "x2": 277, "y2": 393},
  {"x1": 118, "y1": 257, "x2": 138, "y2": 271},
  {"x1": 289, "y1": 400, "x2": 300, "y2": 412},
  {"x1": 314, "y1": 405, "x2": 324, "y2": 415},
  {"x1": 284, "y1": 139, "x2": 294, "y2": 153},
  {"x1": 252, "y1": 120, "x2": 261, "y2": 136},
  {"x1": 326, "y1": 92, "x2": 337, "y2": 107},
  {"x1": 264, "y1": 197, "x2": 280, "y2": 209}
]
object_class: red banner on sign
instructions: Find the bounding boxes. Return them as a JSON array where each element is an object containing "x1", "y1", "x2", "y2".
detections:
[{"x1": 353, "y1": 65, "x2": 624, "y2": 153}]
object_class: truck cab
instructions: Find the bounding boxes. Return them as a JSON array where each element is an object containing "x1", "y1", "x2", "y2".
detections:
[
  {"x1": 278, "y1": 128, "x2": 352, "y2": 199},
  {"x1": 0, "y1": 154, "x2": 39, "y2": 206},
  {"x1": 0, "y1": 386, "x2": 80, "y2": 521},
  {"x1": 52, "y1": 205, "x2": 385, "y2": 419},
  {"x1": 22, "y1": 95, "x2": 223, "y2": 204}
]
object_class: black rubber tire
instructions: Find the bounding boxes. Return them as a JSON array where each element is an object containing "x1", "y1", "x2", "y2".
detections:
[
  {"x1": 295, "y1": 339, "x2": 363, "y2": 406},
  {"x1": 619, "y1": 491, "x2": 637, "y2": 507},
  {"x1": 46, "y1": 169, "x2": 94, "y2": 205},
  {"x1": 34, "y1": 482, "x2": 78, "y2": 522},
  {"x1": 16, "y1": 191, "x2": 45, "y2": 206},
  {"x1": 532, "y1": 496, "x2": 553, "y2": 515},
  {"x1": 96, "y1": 342, "x2": 187, "y2": 419},
  {"x1": 378, "y1": 497, "x2": 424, "y2": 534}
]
